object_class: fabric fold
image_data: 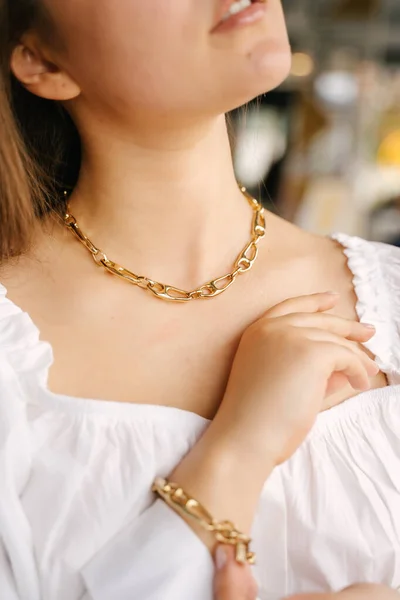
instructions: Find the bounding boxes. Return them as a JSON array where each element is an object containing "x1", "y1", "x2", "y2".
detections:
[
  {"x1": 332, "y1": 234, "x2": 400, "y2": 381},
  {"x1": 0, "y1": 235, "x2": 399, "y2": 599}
]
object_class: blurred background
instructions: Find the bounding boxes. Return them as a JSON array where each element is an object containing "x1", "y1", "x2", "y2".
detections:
[{"x1": 231, "y1": 0, "x2": 400, "y2": 244}]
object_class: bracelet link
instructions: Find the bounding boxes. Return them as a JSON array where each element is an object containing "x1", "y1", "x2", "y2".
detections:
[{"x1": 152, "y1": 477, "x2": 256, "y2": 565}]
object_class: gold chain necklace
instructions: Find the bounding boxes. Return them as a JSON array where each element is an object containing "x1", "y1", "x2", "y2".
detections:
[{"x1": 63, "y1": 185, "x2": 266, "y2": 302}]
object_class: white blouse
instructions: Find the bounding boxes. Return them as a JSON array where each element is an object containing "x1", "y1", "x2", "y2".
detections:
[{"x1": 1, "y1": 233, "x2": 400, "y2": 600}]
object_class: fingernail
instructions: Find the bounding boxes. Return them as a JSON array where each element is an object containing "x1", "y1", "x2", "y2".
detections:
[
  {"x1": 362, "y1": 323, "x2": 376, "y2": 330},
  {"x1": 216, "y1": 546, "x2": 228, "y2": 571}
]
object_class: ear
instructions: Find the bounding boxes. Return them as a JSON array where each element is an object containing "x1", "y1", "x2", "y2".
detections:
[{"x1": 10, "y1": 35, "x2": 81, "y2": 101}]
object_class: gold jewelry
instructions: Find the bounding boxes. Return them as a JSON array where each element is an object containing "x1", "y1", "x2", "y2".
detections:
[
  {"x1": 152, "y1": 477, "x2": 255, "y2": 565},
  {"x1": 63, "y1": 185, "x2": 266, "y2": 303}
]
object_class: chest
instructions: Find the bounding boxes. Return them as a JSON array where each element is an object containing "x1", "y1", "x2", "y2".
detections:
[
  {"x1": 1, "y1": 236, "x2": 389, "y2": 417},
  {"x1": 44, "y1": 297, "x2": 249, "y2": 419},
  {"x1": 41, "y1": 287, "x2": 387, "y2": 419}
]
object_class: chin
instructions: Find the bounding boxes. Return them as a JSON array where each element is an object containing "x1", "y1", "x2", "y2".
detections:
[
  {"x1": 248, "y1": 37, "x2": 292, "y2": 87},
  {"x1": 220, "y1": 43, "x2": 292, "y2": 112},
  {"x1": 208, "y1": 0, "x2": 292, "y2": 111}
]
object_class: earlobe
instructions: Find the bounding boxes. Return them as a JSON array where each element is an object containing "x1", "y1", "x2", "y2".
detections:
[{"x1": 10, "y1": 43, "x2": 81, "y2": 101}]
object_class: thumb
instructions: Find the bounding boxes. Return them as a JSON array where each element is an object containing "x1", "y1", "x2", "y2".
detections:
[{"x1": 214, "y1": 545, "x2": 258, "y2": 600}]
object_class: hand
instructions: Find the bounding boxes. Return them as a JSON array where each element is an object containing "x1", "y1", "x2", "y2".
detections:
[
  {"x1": 214, "y1": 546, "x2": 258, "y2": 600},
  {"x1": 170, "y1": 293, "x2": 379, "y2": 553},
  {"x1": 212, "y1": 547, "x2": 398, "y2": 600},
  {"x1": 213, "y1": 292, "x2": 379, "y2": 467}
]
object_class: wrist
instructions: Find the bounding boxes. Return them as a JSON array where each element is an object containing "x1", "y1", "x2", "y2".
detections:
[
  {"x1": 170, "y1": 422, "x2": 275, "y2": 534},
  {"x1": 206, "y1": 412, "x2": 279, "y2": 476}
]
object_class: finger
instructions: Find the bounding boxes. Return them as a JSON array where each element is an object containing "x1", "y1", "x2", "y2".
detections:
[
  {"x1": 325, "y1": 343, "x2": 376, "y2": 392},
  {"x1": 214, "y1": 546, "x2": 258, "y2": 600},
  {"x1": 279, "y1": 313, "x2": 376, "y2": 344},
  {"x1": 301, "y1": 329, "x2": 379, "y2": 380},
  {"x1": 265, "y1": 292, "x2": 340, "y2": 319}
]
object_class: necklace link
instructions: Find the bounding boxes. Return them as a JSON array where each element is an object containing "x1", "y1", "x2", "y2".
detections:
[{"x1": 64, "y1": 185, "x2": 266, "y2": 302}]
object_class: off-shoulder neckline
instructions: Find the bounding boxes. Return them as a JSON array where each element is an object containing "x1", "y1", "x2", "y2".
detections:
[{"x1": 0, "y1": 232, "x2": 399, "y2": 423}]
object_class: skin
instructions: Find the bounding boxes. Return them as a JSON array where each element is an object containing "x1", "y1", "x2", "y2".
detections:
[
  {"x1": 3, "y1": 1, "x2": 393, "y2": 598},
  {"x1": 214, "y1": 546, "x2": 400, "y2": 600},
  {"x1": 7, "y1": 0, "x2": 386, "y2": 415}
]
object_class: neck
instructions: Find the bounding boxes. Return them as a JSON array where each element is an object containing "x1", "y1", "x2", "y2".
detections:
[{"x1": 68, "y1": 114, "x2": 255, "y2": 288}]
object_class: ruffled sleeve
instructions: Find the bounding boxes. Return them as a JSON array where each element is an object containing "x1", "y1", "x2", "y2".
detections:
[
  {"x1": 0, "y1": 284, "x2": 54, "y2": 600},
  {"x1": 332, "y1": 234, "x2": 400, "y2": 384},
  {"x1": 81, "y1": 500, "x2": 214, "y2": 600},
  {"x1": 0, "y1": 284, "x2": 216, "y2": 600}
]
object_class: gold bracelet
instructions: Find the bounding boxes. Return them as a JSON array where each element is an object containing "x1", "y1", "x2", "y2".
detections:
[{"x1": 152, "y1": 477, "x2": 256, "y2": 565}]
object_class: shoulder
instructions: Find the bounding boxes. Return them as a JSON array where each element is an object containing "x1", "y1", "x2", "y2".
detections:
[
  {"x1": 0, "y1": 281, "x2": 53, "y2": 385},
  {"x1": 333, "y1": 233, "x2": 400, "y2": 293},
  {"x1": 333, "y1": 233, "x2": 400, "y2": 380}
]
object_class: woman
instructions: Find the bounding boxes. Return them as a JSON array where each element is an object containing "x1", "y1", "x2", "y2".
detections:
[{"x1": 0, "y1": 0, "x2": 399, "y2": 599}]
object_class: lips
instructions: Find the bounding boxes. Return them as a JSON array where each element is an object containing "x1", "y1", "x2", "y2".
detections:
[{"x1": 213, "y1": 0, "x2": 265, "y2": 28}]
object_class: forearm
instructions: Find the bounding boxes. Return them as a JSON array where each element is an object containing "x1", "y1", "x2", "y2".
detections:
[{"x1": 169, "y1": 421, "x2": 275, "y2": 550}]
